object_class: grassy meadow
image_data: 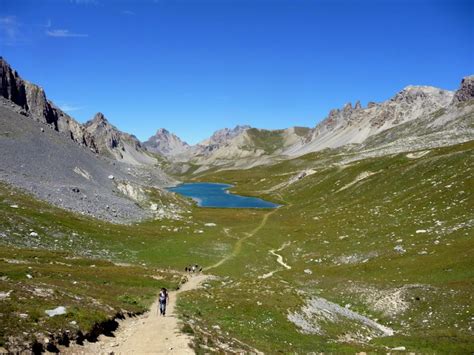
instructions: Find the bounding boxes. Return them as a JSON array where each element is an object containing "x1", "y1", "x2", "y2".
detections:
[{"x1": 0, "y1": 140, "x2": 473, "y2": 352}]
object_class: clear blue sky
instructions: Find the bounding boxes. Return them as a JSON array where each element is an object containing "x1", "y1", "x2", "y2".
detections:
[{"x1": 1, "y1": 0, "x2": 473, "y2": 144}]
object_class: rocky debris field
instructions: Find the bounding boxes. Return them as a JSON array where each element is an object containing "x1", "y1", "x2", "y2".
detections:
[{"x1": 0, "y1": 100, "x2": 177, "y2": 223}]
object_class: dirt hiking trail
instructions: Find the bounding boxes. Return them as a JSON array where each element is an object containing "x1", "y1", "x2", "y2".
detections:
[
  {"x1": 63, "y1": 209, "x2": 278, "y2": 354},
  {"x1": 204, "y1": 208, "x2": 278, "y2": 271},
  {"x1": 65, "y1": 274, "x2": 208, "y2": 354}
]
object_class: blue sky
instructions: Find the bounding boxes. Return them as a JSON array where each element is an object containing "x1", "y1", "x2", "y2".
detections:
[{"x1": 1, "y1": 0, "x2": 473, "y2": 144}]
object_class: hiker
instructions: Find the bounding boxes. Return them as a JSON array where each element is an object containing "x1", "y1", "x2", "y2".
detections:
[
  {"x1": 191, "y1": 264, "x2": 196, "y2": 273},
  {"x1": 159, "y1": 288, "x2": 169, "y2": 316}
]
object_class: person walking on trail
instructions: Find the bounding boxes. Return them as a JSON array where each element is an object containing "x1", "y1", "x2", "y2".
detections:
[{"x1": 158, "y1": 288, "x2": 169, "y2": 316}]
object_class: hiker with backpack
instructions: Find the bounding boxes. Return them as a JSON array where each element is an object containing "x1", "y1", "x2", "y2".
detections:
[{"x1": 158, "y1": 288, "x2": 169, "y2": 316}]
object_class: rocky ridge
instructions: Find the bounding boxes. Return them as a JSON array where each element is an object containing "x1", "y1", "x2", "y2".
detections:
[
  {"x1": 84, "y1": 113, "x2": 156, "y2": 165},
  {"x1": 0, "y1": 57, "x2": 97, "y2": 151},
  {"x1": 284, "y1": 85, "x2": 455, "y2": 156}
]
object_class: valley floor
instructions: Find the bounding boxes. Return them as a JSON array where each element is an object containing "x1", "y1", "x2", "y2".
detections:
[{"x1": 1, "y1": 141, "x2": 473, "y2": 353}]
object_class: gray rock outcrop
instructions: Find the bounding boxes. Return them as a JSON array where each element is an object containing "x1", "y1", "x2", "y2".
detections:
[{"x1": 453, "y1": 76, "x2": 474, "y2": 103}]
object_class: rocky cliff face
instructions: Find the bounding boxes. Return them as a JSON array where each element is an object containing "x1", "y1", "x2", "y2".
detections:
[
  {"x1": 85, "y1": 113, "x2": 156, "y2": 165},
  {"x1": 0, "y1": 57, "x2": 97, "y2": 150},
  {"x1": 143, "y1": 128, "x2": 190, "y2": 157},
  {"x1": 453, "y1": 76, "x2": 474, "y2": 103},
  {"x1": 0, "y1": 57, "x2": 28, "y2": 109}
]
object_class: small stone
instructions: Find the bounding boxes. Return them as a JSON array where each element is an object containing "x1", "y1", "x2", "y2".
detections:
[
  {"x1": 45, "y1": 306, "x2": 67, "y2": 317},
  {"x1": 391, "y1": 346, "x2": 406, "y2": 351},
  {"x1": 394, "y1": 245, "x2": 406, "y2": 253}
]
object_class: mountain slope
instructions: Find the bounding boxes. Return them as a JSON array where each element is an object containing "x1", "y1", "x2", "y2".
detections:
[
  {"x1": 198, "y1": 125, "x2": 251, "y2": 146},
  {"x1": 285, "y1": 85, "x2": 455, "y2": 156},
  {"x1": 169, "y1": 125, "x2": 311, "y2": 171},
  {"x1": 85, "y1": 112, "x2": 156, "y2": 165}
]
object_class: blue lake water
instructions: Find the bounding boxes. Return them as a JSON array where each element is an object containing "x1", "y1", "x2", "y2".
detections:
[{"x1": 168, "y1": 182, "x2": 280, "y2": 209}]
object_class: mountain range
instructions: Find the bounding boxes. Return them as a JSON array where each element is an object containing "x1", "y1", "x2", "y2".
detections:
[
  {"x1": 0, "y1": 56, "x2": 473, "y2": 221},
  {"x1": 1, "y1": 56, "x2": 474, "y2": 353}
]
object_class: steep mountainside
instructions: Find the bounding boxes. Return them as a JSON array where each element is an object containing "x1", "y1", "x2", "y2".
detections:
[
  {"x1": 0, "y1": 57, "x2": 97, "y2": 150},
  {"x1": 0, "y1": 58, "x2": 179, "y2": 223},
  {"x1": 143, "y1": 128, "x2": 190, "y2": 157},
  {"x1": 85, "y1": 113, "x2": 156, "y2": 165}
]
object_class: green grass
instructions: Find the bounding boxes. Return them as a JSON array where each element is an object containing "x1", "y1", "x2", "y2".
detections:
[
  {"x1": 245, "y1": 128, "x2": 287, "y2": 154},
  {"x1": 176, "y1": 141, "x2": 474, "y2": 352},
  {"x1": 1, "y1": 140, "x2": 473, "y2": 352}
]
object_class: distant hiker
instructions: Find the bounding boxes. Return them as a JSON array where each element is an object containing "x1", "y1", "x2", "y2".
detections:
[
  {"x1": 191, "y1": 265, "x2": 196, "y2": 273},
  {"x1": 199, "y1": 267, "x2": 202, "y2": 272},
  {"x1": 159, "y1": 288, "x2": 169, "y2": 316},
  {"x1": 185, "y1": 266, "x2": 188, "y2": 272}
]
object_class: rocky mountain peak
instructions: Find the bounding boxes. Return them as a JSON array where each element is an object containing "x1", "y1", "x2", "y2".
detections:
[
  {"x1": 156, "y1": 128, "x2": 170, "y2": 135},
  {"x1": 84, "y1": 113, "x2": 155, "y2": 164},
  {"x1": 92, "y1": 112, "x2": 107, "y2": 123},
  {"x1": 143, "y1": 128, "x2": 189, "y2": 157},
  {"x1": 343, "y1": 102, "x2": 353, "y2": 113},
  {"x1": 453, "y1": 75, "x2": 474, "y2": 103},
  {"x1": 86, "y1": 112, "x2": 114, "y2": 130}
]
